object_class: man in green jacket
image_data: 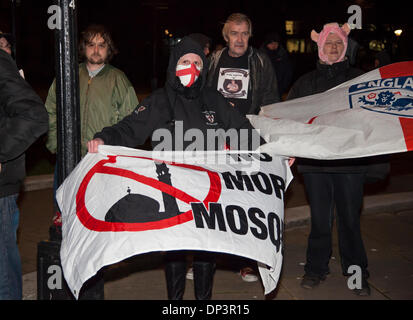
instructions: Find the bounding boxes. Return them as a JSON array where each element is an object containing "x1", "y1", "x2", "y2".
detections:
[
  {"x1": 45, "y1": 24, "x2": 139, "y2": 157},
  {"x1": 46, "y1": 25, "x2": 139, "y2": 242}
]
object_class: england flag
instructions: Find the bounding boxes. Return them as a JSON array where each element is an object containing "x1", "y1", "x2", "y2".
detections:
[{"x1": 249, "y1": 61, "x2": 413, "y2": 159}]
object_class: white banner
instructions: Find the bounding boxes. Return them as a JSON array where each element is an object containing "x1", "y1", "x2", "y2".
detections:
[
  {"x1": 57, "y1": 145, "x2": 293, "y2": 299},
  {"x1": 248, "y1": 61, "x2": 413, "y2": 159}
]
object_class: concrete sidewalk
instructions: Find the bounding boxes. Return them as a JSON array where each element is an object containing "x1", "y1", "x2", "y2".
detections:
[{"x1": 18, "y1": 174, "x2": 413, "y2": 300}]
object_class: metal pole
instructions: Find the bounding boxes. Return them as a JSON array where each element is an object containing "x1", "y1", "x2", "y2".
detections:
[
  {"x1": 37, "y1": 0, "x2": 83, "y2": 301},
  {"x1": 55, "y1": 0, "x2": 81, "y2": 186},
  {"x1": 49, "y1": 0, "x2": 103, "y2": 300}
]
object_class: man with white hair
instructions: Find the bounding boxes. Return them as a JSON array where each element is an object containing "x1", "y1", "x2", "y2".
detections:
[{"x1": 206, "y1": 13, "x2": 280, "y2": 282}]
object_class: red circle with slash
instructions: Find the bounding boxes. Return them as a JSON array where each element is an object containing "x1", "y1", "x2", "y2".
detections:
[{"x1": 75, "y1": 155, "x2": 222, "y2": 232}]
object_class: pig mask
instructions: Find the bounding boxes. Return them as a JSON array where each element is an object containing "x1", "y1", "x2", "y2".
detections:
[{"x1": 311, "y1": 22, "x2": 351, "y2": 65}]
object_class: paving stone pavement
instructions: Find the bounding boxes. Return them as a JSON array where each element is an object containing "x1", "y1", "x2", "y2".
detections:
[{"x1": 16, "y1": 153, "x2": 413, "y2": 301}]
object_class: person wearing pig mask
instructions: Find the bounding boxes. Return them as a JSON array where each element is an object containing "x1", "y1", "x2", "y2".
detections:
[{"x1": 287, "y1": 23, "x2": 371, "y2": 296}]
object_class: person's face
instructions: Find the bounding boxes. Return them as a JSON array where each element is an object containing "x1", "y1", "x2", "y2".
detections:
[
  {"x1": 322, "y1": 33, "x2": 345, "y2": 64},
  {"x1": 266, "y1": 41, "x2": 279, "y2": 51},
  {"x1": 176, "y1": 53, "x2": 202, "y2": 87},
  {"x1": 0, "y1": 37, "x2": 12, "y2": 55},
  {"x1": 177, "y1": 53, "x2": 203, "y2": 70},
  {"x1": 85, "y1": 34, "x2": 108, "y2": 67},
  {"x1": 203, "y1": 44, "x2": 210, "y2": 57},
  {"x1": 225, "y1": 21, "x2": 250, "y2": 57}
]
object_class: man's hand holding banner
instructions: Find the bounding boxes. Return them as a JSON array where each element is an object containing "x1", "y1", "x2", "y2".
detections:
[
  {"x1": 57, "y1": 146, "x2": 293, "y2": 299},
  {"x1": 58, "y1": 61, "x2": 413, "y2": 299}
]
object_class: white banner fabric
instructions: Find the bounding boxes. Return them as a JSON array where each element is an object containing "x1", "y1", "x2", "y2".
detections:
[
  {"x1": 248, "y1": 61, "x2": 413, "y2": 159},
  {"x1": 57, "y1": 145, "x2": 293, "y2": 299}
]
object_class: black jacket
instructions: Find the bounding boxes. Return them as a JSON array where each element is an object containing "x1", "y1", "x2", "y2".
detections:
[
  {"x1": 288, "y1": 59, "x2": 363, "y2": 100},
  {"x1": 206, "y1": 47, "x2": 280, "y2": 115},
  {"x1": 261, "y1": 45, "x2": 293, "y2": 97},
  {"x1": 95, "y1": 36, "x2": 259, "y2": 151},
  {"x1": 287, "y1": 59, "x2": 371, "y2": 173},
  {"x1": 0, "y1": 50, "x2": 49, "y2": 197}
]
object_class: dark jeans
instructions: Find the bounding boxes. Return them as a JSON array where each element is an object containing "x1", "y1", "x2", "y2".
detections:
[
  {"x1": 164, "y1": 250, "x2": 215, "y2": 300},
  {"x1": 302, "y1": 172, "x2": 369, "y2": 279},
  {"x1": 0, "y1": 194, "x2": 22, "y2": 299}
]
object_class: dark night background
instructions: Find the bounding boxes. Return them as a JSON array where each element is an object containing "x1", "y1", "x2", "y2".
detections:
[{"x1": 0, "y1": 0, "x2": 412, "y2": 174}]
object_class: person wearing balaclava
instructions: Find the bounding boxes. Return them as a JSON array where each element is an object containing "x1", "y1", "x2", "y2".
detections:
[
  {"x1": 87, "y1": 36, "x2": 262, "y2": 300},
  {"x1": 287, "y1": 23, "x2": 372, "y2": 296}
]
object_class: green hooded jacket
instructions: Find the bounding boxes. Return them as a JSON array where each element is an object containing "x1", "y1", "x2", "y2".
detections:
[{"x1": 45, "y1": 63, "x2": 138, "y2": 156}]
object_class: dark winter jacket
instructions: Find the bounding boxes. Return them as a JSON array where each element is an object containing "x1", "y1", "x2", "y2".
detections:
[
  {"x1": 0, "y1": 50, "x2": 49, "y2": 197},
  {"x1": 261, "y1": 45, "x2": 293, "y2": 97},
  {"x1": 94, "y1": 36, "x2": 259, "y2": 151},
  {"x1": 206, "y1": 46, "x2": 280, "y2": 115},
  {"x1": 260, "y1": 32, "x2": 293, "y2": 97},
  {"x1": 287, "y1": 59, "x2": 372, "y2": 173},
  {"x1": 288, "y1": 59, "x2": 363, "y2": 100}
]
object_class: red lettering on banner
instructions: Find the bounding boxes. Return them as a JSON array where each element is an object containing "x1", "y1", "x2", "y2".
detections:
[
  {"x1": 379, "y1": 61, "x2": 413, "y2": 79},
  {"x1": 307, "y1": 116, "x2": 318, "y2": 124},
  {"x1": 399, "y1": 117, "x2": 413, "y2": 151}
]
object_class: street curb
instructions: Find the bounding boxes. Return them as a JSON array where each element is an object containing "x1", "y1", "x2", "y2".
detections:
[
  {"x1": 23, "y1": 174, "x2": 413, "y2": 228},
  {"x1": 21, "y1": 176, "x2": 413, "y2": 300},
  {"x1": 22, "y1": 192, "x2": 413, "y2": 300},
  {"x1": 284, "y1": 191, "x2": 413, "y2": 229},
  {"x1": 22, "y1": 272, "x2": 37, "y2": 300},
  {"x1": 23, "y1": 174, "x2": 53, "y2": 192}
]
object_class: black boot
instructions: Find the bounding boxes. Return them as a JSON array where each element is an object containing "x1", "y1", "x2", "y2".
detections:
[
  {"x1": 193, "y1": 255, "x2": 215, "y2": 300},
  {"x1": 164, "y1": 252, "x2": 187, "y2": 300}
]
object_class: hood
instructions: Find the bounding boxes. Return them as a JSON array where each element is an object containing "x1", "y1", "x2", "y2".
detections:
[
  {"x1": 311, "y1": 23, "x2": 350, "y2": 65},
  {"x1": 262, "y1": 32, "x2": 281, "y2": 47},
  {"x1": 166, "y1": 36, "x2": 208, "y2": 93},
  {"x1": 188, "y1": 33, "x2": 211, "y2": 51}
]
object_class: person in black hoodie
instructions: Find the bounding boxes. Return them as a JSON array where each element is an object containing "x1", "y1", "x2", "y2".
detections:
[
  {"x1": 287, "y1": 22, "x2": 371, "y2": 296},
  {"x1": 88, "y1": 36, "x2": 261, "y2": 300},
  {"x1": 0, "y1": 49, "x2": 49, "y2": 299},
  {"x1": 260, "y1": 32, "x2": 293, "y2": 99},
  {"x1": 188, "y1": 33, "x2": 212, "y2": 57}
]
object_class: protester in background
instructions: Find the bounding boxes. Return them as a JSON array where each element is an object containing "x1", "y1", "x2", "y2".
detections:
[
  {"x1": 0, "y1": 48, "x2": 49, "y2": 300},
  {"x1": 260, "y1": 32, "x2": 293, "y2": 99},
  {"x1": 206, "y1": 13, "x2": 280, "y2": 282},
  {"x1": 0, "y1": 31, "x2": 24, "y2": 78},
  {"x1": 207, "y1": 13, "x2": 280, "y2": 116},
  {"x1": 45, "y1": 24, "x2": 139, "y2": 238},
  {"x1": 287, "y1": 22, "x2": 371, "y2": 296},
  {"x1": 374, "y1": 50, "x2": 392, "y2": 68},
  {"x1": 345, "y1": 37, "x2": 360, "y2": 66},
  {"x1": 0, "y1": 31, "x2": 12, "y2": 55},
  {"x1": 87, "y1": 36, "x2": 261, "y2": 300},
  {"x1": 212, "y1": 42, "x2": 225, "y2": 55},
  {"x1": 46, "y1": 24, "x2": 138, "y2": 158},
  {"x1": 188, "y1": 33, "x2": 212, "y2": 57}
]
